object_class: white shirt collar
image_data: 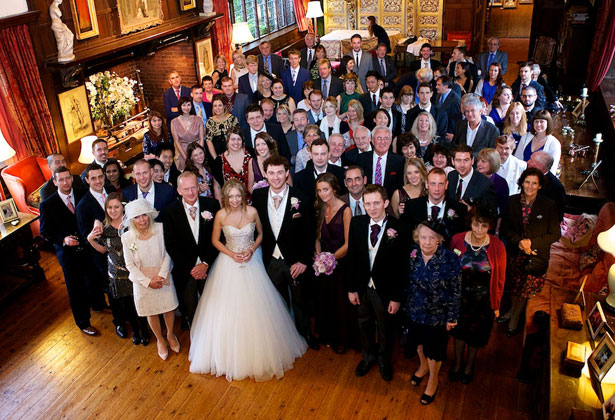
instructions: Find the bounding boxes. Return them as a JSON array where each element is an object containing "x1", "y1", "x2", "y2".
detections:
[
  {"x1": 369, "y1": 217, "x2": 386, "y2": 228},
  {"x1": 251, "y1": 126, "x2": 267, "y2": 138},
  {"x1": 329, "y1": 158, "x2": 342, "y2": 167},
  {"x1": 139, "y1": 182, "x2": 155, "y2": 196},
  {"x1": 419, "y1": 102, "x2": 432, "y2": 113},
  {"x1": 270, "y1": 185, "x2": 288, "y2": 199},
  {"x1": 58, "y1": 189, "x2": 74, "y2": 204},
  {"x1": 183, "y1": 199, "x2": 199, "y2": 212},
  {"x1": 460, "y1": 168, "x2": 474, "y2": 183}
]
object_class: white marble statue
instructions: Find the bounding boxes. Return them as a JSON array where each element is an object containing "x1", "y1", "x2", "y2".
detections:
[
  {"x1": 202, "y1": 0, "x2": 215, "y2": 16},
  {"x1": 49, "y1": 0, "x2": 75, "y2": 63}
]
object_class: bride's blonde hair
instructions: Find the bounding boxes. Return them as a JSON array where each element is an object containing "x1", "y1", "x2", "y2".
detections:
[{"x1": 221, "y1": 179, "x2": 247, "y2": 212}]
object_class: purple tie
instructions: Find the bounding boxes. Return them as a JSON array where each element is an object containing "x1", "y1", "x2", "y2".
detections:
[
  {"x1": 431, "y1": 205, "x2": 440, "y2": 221},
  {"x1": 370, "y1": 224, "x2": 381, "y2": 247},
  {"x1": 375, "y1": 156, "x2": 383, "y2": 185}
]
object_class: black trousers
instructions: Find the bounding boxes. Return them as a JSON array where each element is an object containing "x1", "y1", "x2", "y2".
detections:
[
  {"x1": 267, "y1": 257, "x2": 310, "y2": 338},
  {"x1": 58, "y1": 249, "x2": 94, "y2": 330},
  {"x1": 173, "y1": 273, "x2": 205, "y2": 324},
  {"x1": 116, "y1": 296, "x2": 149, "y2": 335},
  {"x1": 357, "y1": 287, "x2": 395, "y2": 365}
]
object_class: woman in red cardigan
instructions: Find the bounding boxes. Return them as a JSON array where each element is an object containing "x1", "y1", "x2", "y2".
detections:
[{"x1": 448, "y1": 205, "x2": 506, "y2": 384}]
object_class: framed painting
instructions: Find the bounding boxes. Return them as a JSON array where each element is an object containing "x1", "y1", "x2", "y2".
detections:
[
  {"x1": 195, "y1": 38, "x2": 214, "y2": 82},
  {"x1": 503, "y1": 0, "x2": 517, "y2": 8},
  {"x1": 179, "y1": 0, "x2": 197, "y2": 11},
  {"x1": 491, "y1": 0, "x2": 503, "y2": 6},
  {"x1": 519, "y1": 0, "x2": 533, "y2": 3},
  {"x1": 0, "y1": 199, "x2": 19, "y2": 224},
  {"x1": 69, "y1": 0, "x2": 99, "y2": 40},
  {"x1": 58, "y1": 85, "x2": 94, "y2": 144},
  {"x1": 117, "y1": 0, "x2": 163, "y2": 35}
]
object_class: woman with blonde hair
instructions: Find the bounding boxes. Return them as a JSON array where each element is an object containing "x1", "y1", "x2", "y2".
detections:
[
  {"x1": 502, "y1": 102, "x2": 527, "y2": 146},
  {"x1": 229, "y1": 50, "x2": 248, "y2": 90},
  {"x1": 346, "y1": 99, "x2": 364, "y2": 141},
  {"x1": 255, "y1": 74, "x2": 273, "y2": 102},
  {"x1": 211, "y1": 54, "x2": 228, "y2": 90},
  {"x1": 390, "y1": 158, "x2": 428, "y2": 217},
  {"x1": 407, "y1": 111, "x2": 438, "y2": 160},
  {"x1": 276, "y1": 104, "x2": 294, "y2": 134}
]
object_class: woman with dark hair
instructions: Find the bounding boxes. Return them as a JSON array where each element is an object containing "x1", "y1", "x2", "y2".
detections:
[
  {"x1": 337, "y1": 74, "x2": 361, "y2": 117},
  {"x1": 184, "y1": 142, "x2": 220, "y2": 201},
  {"x1": 103, "y1": 159, "x2": 131, "y2": 191},
  {"x1": 205, "y1": 93, "x2": 240, "y2": 161},
  {"x1": 475, "y1": 63, "x2": 504, "y2": 105},
  {"x1": 514, "y1": 110, "x2": 561, "y2": 174},
  {"x1": 212, "y1": 127, "x2": 252, "y2": 198},
  {"x1": 310, "y1": 45, "x2": 327, "y2": 80},
  {"x1": 170, "y1": 96, "x2": 204, "y2": 171},
  {"x1": 449, "y1": 206, "x2": 506, "y2": 383},
  {"x1": 143, "y1": 111, "x2": 172, "y2": 159},
  {"x1": 373, "y1": 109, "x2": 391, "y2": 133},
  {"x1": 297, "y1": 80, "x2": 314, "y2": 111},
  {"x1": 455, "y1": 61, "x2": 474, "y2": 95},
  {"x1": 394, "y1": 85, "x2": 415, "y2": 131},
  {"x1": 314, "y1": 172, "x2": 354, "y2": 353},
  {"x1": 271, "y1": 78, "x2": 296, "y2": 113},
  {"x1": 499, "y1": 168, "x2": 560, "y2": 336},
  {"x1": 396, "y1": 133, "x2": 421, "y2": 160},
  {"x1": 426, "y1": 143, "x2": 454, "y2": 175},
  {"x1": 201, "y1": 75, "x2": 221, "y2": 103},
  {"x1": 248, "y1": 132, "x2": 289, "y2": 192},
  {"x1": 489, "y1": 85, "x2": 513, "y2": 132}
]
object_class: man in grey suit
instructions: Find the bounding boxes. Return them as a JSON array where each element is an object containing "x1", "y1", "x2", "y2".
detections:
[
  {"x1": 345, "y1": 34, "x2": 373, "y2": 92},
  {"x1": 372, "y1": 43, "x2": 396, "y2": 89},
  {"x1": 221, "y1": 77, "x2": 249, "y2": 129},
  {"x1": 477, "y1": 37, "x2": 508, "y2": 76},
  {"x1": 452, "y1": 94, "x2": 499, "y2": 156}
]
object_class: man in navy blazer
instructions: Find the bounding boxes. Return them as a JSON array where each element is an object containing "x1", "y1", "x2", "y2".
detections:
[
  {"x1": 163, "y1": 70, "x2": 191, "y2": 129},
  {"x1": 221, "y1": 76, "x2": 250, "y2": 129},
  {"x1": 282, "y1": 49, "x2": 311, "y2": 105},
  {"x1": 237, "y1": 55, "x2": 259, "y2": 103},
  {"x1": 435, "y1": 76, "x2": 461, "y2": 136},
  {"x1": 446, "y1": 145, "x2": 496, "y2": 209},
  {"x1": 408, "y1": 43, "x2": 442, "y2": 73},
  {"x1": 477, "y1": 37, "x2": 508, "y2": 75},
  {"x1": 122, "y1": 159, "x2": 176, "y2": 212},
  {"x1": 258, "y1": 41, "x2": 284, "y2": 77},
  {"x1": 242, "y1": 103, "x2": 291, "y2": 160},
  {"x1": 372, "y1": 43, "x2": 397, "y2": 89}
]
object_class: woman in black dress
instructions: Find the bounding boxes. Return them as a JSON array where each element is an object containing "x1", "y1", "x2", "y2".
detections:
[
  {"x1": 211, "y1": 54, "x2": 228, "y2": 90},
  {"x1": 103, "y1": 159, "x2": 131, "y2": 192}
]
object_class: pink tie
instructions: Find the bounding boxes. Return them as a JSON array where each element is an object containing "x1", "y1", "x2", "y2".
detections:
[
  {"x1": 375, "y1": 157, "x2": 383, "y2": 186},
  {"x1": 66, "y1": 197, "x2": 75, "y2": 214}
]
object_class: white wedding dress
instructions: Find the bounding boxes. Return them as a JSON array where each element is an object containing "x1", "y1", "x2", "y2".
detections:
[{"x1": 189, "y1": 222, "x2": 307, "y2": 381}]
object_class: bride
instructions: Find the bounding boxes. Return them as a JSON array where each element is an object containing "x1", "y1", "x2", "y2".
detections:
[{"x1": 189, "y1": 178, "x2": 307, "y2": 381}]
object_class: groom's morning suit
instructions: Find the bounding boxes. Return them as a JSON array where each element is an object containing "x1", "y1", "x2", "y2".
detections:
[
  {"x1": 347, "y1": 215, "x2": 410, "y2": 371},
  {"x1": 252, "y1": 186, "x2": 314, "y2": 338},
  {"x1": 161, "y1": 196, "x2": 220, "y2": 324}
]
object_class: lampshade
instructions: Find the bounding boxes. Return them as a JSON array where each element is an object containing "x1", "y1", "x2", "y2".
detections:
[
  {"x1": 306, "y1": 1, "x2": 324, "y2": 18},
  {"x1": 78, "y1": 135, "x2": 97, "y2": 164},
  {"x1": 231, "y1": 22, "x2": 255, "y2": 45},
  {"x1": 0, "y1": 127, "x2": 16, "y2": 163},
  {"x1": 598, "y1": 225, "x2": 615, "y2": 257}
]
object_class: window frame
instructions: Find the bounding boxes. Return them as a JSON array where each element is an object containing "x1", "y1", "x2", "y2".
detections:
[{"x1": 229, "y1": 0, "x2": 296, "y2": 42}]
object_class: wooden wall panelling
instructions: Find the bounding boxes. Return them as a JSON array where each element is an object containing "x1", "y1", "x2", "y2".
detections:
[
  {"x1": 487, "y1": 3, "x2": 533, "y2": 39},
  {"x1": 442, "y1": 0, "x2": 475, "y2": 39}
]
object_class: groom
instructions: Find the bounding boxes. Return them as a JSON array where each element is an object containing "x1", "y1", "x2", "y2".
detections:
[
  {"x1": 252, "y1": 154, "x2": 318, "y2": 349},
  {"x1": 347, "y1": 184, "x2": 410, "y2": 381},
  {"x1": 161, "y1": 172, "x2": 220, "y2": 328}
]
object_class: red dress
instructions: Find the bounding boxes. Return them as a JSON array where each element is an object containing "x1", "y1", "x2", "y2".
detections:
[{"x1": 221, "y1": 152, "x2": 251, "y2": 200}]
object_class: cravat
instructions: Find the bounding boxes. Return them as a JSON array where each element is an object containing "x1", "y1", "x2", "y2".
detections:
[
  {"x1": 372, "y1": 93, "x2": 377, "y2": 107},
  {"x1": 370, "y1": 223, "x2": 381, "y2": 247},
  {"x1": 456, "y1": 178, "x2": 463, "y2": 200},
  {"x1": 380, "y1": 59, "x2": 386, "y2": 76},
  {"x1": 322, "y1": 79, "x2": 328, "y2": 98},
  {"x1": 142, "y1": 191, "x2": 149, "y2": 199},
  {"x1": 66, "y1": 196, "x2": 75, "y2": 214},
  {"x1": 488, "y1": 52, "x2": 495, "y2": 66},
  {"x1": 375, "y1": 156, "x2": 383, "y2": 185},
  {"x1": 273, "y1": 195, "x2": 282, "y2": 209},
  {"x1": 431, "y1": 205, "x2": 440, "y2": 221},
  {"x1": 189, "y1": 206, "x2": 197, "y2": 220},
  {"x1": 354, "y1": 202, "x2": 363, "y2": 216}
]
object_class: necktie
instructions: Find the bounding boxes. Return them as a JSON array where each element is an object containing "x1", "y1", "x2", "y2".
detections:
[
  {"x1": 375, "y1": 156, "x2": 383, "y2": 185},
  {"x1": 456, "y1": 178, "x2": 463, "y2": 200},
  {"x1": 488, "y1": 52, "x2": 495, "y2": 67},
  {"x1": 226, "y1": 98, "x2": 234, "y2": 113},
  {"x1": 197, "y1": 105, "x2": 203, "y2": 117},
  {"x1": 372, "y1": 93, "x2": 377, "y2": 107},
  {"x1": 431, "y1": 205, "x2": 440, "y2": 221},
  {"x1": 308, "y1": 49, "x2": 312, "y2": 64},
  {"x1": 101, "y1": 192, "x2": 106, "y2": 205},
  {"x1": 355, "y1": 53, "x2": 359, "y2": 66},
  {"x1": 322, "y1": 79, "x2": 328, "y2": 98},
  {"x1": 273, "y1": 195, "x2": 282, "y2": 209},
  {"x1": 370, "y1": 224, "x2": 381, "y2": 247},
  {"x1": 354, "y1": 202, "x2": 363, "y2": 216},
  {"x1": 189, "y1": 206, "x2": 197, "y2": 221},
  {"x1": 175, "y1": 89, "x2": 180, "y2": 100},
  {"x1": 380, "y1": 59, "x2": 386, "y2": 76},
  {"x1": 292, "y1": 70, "x2": 297, "y2": 85},
  {"x1": 267, "y1": 56, "x2": 272, "y2": 74},
  {"x1": 66, "y1": 196, "x2": 75, "y2": 214},
  {"x1": 142, "y1": 191, "x2": 149, "y2": 199}
]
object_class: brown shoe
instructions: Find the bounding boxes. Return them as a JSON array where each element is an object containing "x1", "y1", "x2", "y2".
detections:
[{"x1": 81, "y1": 326, "x2": 99, "y2": 336}]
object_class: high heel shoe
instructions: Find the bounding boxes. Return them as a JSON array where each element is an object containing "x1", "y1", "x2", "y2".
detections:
[
  {"x1": 157, "y1": 340, "x2": 168, "y2": 360},
  {"x1": 496, "y1": 315, "x2": 511, "y2": 324},
  {"x1": 168, "y1": 335, "x2": 180, "y2": 353},
  {"x1": 420, "y1": 386, "x2": 438, "y2": 405}
]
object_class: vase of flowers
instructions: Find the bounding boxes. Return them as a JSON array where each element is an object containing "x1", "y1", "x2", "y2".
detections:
[{"x1": 86, "y1": 71, "x2": 138, "y2": 135}]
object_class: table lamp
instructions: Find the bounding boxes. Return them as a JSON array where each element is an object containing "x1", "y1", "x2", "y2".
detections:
[
  {"x1": 0, "y1": 127, "x2": 16, "y2": 168},
  {"x1": 78, "y1": 135, "x2": 97, "y2": 164},
  {"x1": 306, "y1": 1, "x2": 324, "y2": 36},
  {"x1": 231, "y1": 22, "x2": 255, "y2": 52},
  {"x1": 598, "y1": 224, "x2": 615, "y2": 310}
]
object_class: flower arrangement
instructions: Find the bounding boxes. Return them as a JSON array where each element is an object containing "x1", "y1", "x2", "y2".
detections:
[
  {"x1": 313, "y1": 252, "x2": 337, "y2": 276},
  {"x1": 252, "y1": 179, "x2": 269, "y2": 190},
  {"x1": 86, "y1": 71, "x2": 138, "y2": 127}
]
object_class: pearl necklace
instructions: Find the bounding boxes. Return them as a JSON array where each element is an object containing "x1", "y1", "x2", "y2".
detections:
[{"x1": 468, "y1": 234, "x2": 488, "y2": 252}]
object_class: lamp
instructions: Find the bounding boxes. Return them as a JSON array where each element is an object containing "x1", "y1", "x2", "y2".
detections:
[
  {"x1": 598, "y1": 224, "x2": 615, "y2": 310},
  {"x1": 78, "y1": 135, "x2": 97, "y2": 164},
  {"x1": 0, "y1": 127, "x2": 16, "y2": 167},
  {"x1": 305, "y1": 1, "x2": 324, "y2": 36},
  {"x1": 231, "y1": 22, "x2": 255, "y2": 52}
]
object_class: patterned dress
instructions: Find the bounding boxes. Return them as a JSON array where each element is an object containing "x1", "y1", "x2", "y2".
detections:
[
  {"x1": 97, "y1": 224, "x2": 133, "y2": 299},
  {"x1": 205, "y1": 115, "x2": 240, "y2": 159}
]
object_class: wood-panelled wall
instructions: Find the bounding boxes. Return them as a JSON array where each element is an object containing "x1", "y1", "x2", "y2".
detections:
[{"x1": 487, "y1": 4, "x2": 533, "y2": 39}]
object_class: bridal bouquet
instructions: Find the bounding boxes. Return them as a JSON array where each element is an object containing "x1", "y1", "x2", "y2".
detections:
[
  {"x1": 86, "y1": 71, "x2": 138, "y2": 125},
  {"x1": 313, "y1": 252, "x2": 337, "y2": 276}
]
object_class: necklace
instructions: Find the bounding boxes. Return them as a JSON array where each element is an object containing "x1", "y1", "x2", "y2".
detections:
[{"x1": 469, "y1": 234, "x2": 488, "y2": 252}]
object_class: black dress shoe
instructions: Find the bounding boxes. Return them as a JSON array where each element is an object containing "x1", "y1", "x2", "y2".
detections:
[
  {"x1": 132, "y1": 332, "x2": 141, "y2": 345},
  {"x1": 420, "y1": 387, "x2": 438, "y2": 405},
  {"x1": 181, "y1": 318, "x2": 191, "y2": 331},
  {"x1": 355, "y1": 359, "x2": 375, "y2": 377},
  {"x1": 461, "y1": 372, "x2": 474, "y2": 384},
  {"x1": 379, "y1": 363, "x2": 393, "y2": 381},
  {"x1": 116, "y1": 325, "x2": 128, "y2": 338},
  {"x1": 81, "y1": 326, "x2": 99, "y2": 336},
  {"x1": 306, "y1": 335, "x2": 320, "y2": 350}
]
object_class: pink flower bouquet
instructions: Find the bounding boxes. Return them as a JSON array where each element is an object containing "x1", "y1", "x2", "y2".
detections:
[{"x1": 313, "y1": 252, "x2": 337, "y2": 276}]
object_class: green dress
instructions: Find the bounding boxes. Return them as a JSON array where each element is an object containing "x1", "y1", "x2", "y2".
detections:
[{"x1": 340, "y1": 92, "x2": 360, "y2": 114}]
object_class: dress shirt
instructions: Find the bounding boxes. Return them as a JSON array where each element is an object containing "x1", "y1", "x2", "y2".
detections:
[
  {"x1": 250, "y1": 126, "x2": 267, "y2": 142},
  {"x1": 94, "y1": 159, "x2": 107, "y2": 168},
  {"x1": 458, "y1": 168, "x2": 473, "y2": 198},
  {"x1": 329, "y1": 158, "x2": 342, "y2": 167},
  {"x1": 349, "y1": 194, "x2": 364, "y2": 216},
  {"x1": 306, "y1": 48, "x2": 314, "y2": 64},
  {"x1": 421, "y1": 59, "x2": 431, "y2": 69},
  {"x1": 367, "y1": 217, "x2": 386, "y2": 288},
  {"x1": 309, "y1": 109, "x2": 323, "y2": 122},
  {"x1": 379, "y1": 58, "x2": 387, "y2": 75},
  {"x1": 58, "y1": 190, "x2": 75, "y2": 212},
  {"x1": 249, "y1": 73, "x2": 258, "y2": 92},
  {"x1": 164, "y1": 170, "x2": 171, "y2": 183},
  {"x1": 354, "y1": 50, "x2": 363, "y2": 66},
  {"x1": 296, "y1": 131, "x2": 305, "y2": 151},
  {"x1": 193, "y1": 101, "x2": 207, "y2": 126},
  {"x1": 438, "y1": 89, "x2": 451, "y2": 106},
  {"x1": 426, "y1": 198, "x2": 446, "y2": 220},
  {"x1": 370, "y1": 89, "x2": 381, "y2": 107},
  {"x1": 322, "y1": 75, "x2": 332, "y2": 98},
  {"x1": 138, "y1": 182, "x2": 155, "y2": 208},
  {"x1": 418, "y1": 102, "x2": 432, "y2": 113},
  {"x1": 183, "y1": 199, "x2": 202, "y2": 264},
  {"x1": 89, "y1": 188, "x2": 106, "y2": 209},
  {"x1": 466, "y1": 121, "x2": 482, "y2": 148},
  {"x1": 497, "y1": 155, "x2": 526, "y2": 195},
  {"x1": 313, "y1": 165, "x2": 329, "y2": 179},
  {"x1": 290, "y1": 66, "x2": 300, "y2": 85},
  {"x1": 372, "y1": 152, "x2": 388, "y2": 185}
]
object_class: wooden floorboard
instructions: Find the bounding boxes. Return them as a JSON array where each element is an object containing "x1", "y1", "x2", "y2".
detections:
[{"x1": 0, "y1": 250, "x2": 534, "y2": 420}]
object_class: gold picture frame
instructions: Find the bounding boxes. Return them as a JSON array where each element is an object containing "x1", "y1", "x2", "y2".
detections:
[
  {"x1": 116, "y1": 0, "x2": 163, "y2": 35},
  {"x1": 195, "y1": 38, "x2": 214, "y2": 82},
  {"x1": 58, "y1": 85, "x2": 94, "y2": 144},
  {"x1": 503, "y1": 0, "x2": 517, "y2": 8},
  {"x1": 179, "y1": 0, "x2": 197, "y2": 11},
  {"x1": 0, "y1": 198, "x2": 19, "y2": 224},
  {"x1": 69, "y1": 0, "x2": 99, "y2": 40}
]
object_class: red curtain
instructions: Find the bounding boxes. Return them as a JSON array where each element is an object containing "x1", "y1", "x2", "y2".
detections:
[
  {"x1": 587, "y1": 0, "x2": 615, "y2": 92},
  {"x1": 0, "y1": 24, "x2": 57, "y2": 163},
  {"x1": 293, "y1": 0, "x2": 309, "y2": 32},
  {"x1": 212, "y1": 0, "x2": 233, "y2": 63}
]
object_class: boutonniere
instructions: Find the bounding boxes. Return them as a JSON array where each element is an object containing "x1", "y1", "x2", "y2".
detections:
[
  {"x1": 201, "y1": 211, "x2": 213, "y2": 221},
  {"x1": 447, "y1": 209, "x2": 457, "y2": 219},
  {"x1": 390, "y1": 171, "x2": 397, "y2": 176},
  {"x1": 130, "y1": 243, "x2": 137, "y2": 252},
  {"x1": 290, "y1": 197, "x2": 300, "y2": 211},
  {"x1": 536, "y1": 214, "x2": 543, "y2": 219},
  {"x1": 410, "y1": 249, "x2": 418, "y2": 259},
  {"x1": 386, "y1": 228, "x2": 398, "y2": 240},
  {"x1": 453, "y1": 248, "x2": 462, "y2": 256}
]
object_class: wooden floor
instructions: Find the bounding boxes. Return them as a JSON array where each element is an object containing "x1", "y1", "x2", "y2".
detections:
[{"x1": 0, "y1": 250, "x2": 532, "y2": 420}]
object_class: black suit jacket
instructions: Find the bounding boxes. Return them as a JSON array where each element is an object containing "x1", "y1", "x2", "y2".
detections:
[
  {"x1": 300, "y1": 47, "x2": 317, "y2": 69},
  {"x1": 75, "y1": 188, "x2": 114, "y2": 273},
  {"x1": 540, "y1": 171, "x2": 566, "y2": 220},
  {"x1": 315, "y1": 76, "x2": 344, "y2": 99},
  {"x1": 357, "y1": 151, "x2": 405, "y2": 199},
  {"x1": 446, "y1": 170, "x2": 496, "y2": 209},
  {"x1": 452, "y1": 119, "x2": 499, "y2": 155},
  {"x1": 372, "y1": 55, "x2": 397, "y2": 87},
  {"x1": 408, "y1": 59, "x2": 442, "y2": 73},
  {"x1": 405, "y1": 105, "x2": 449, "y2": 138},
  {"x1": 294, "y1": 164, "x2": 347, "y2": 204},
  {"x1": 40, "y1": 189, "x2": 86, "y2": 261},
  {"x1": 400, "y1": 196, "x2": 467, "y2": 242},
  {"x1": 121, "y1": 182, "x2": 177, "y2": 212},
  {"x1": 258, "y1": 53, "x2": 285, "y2": 77},
  {"x1": 252, "y1": 187, "x2": 314, "y2": 267},
  {"x1": 231, "y1": 93, "x2": 250, "y2": 129},
  {"x1": 510, "y1": 79, "x2": 546, "y2": 109},
  {"x1": 437, "y1": 90, "x2": 461, "y2": 134},
  {"x1": 359, "y1": 91, "x2": 381, "y2": 116},
  {"x1": 346, "y1": 216, "x2": 409, "y2": 303},
  {"x1": 160, "y1": 197, "x2": 220, "y2": 280},
  {"x1": 501, "y1": 194, "x2": 561, "y2": 275},
  {"x1": 165, "y1": 163, "x2": 181, "y2": 188},
  {"x1": 40, "y1": 175, "x2": 85, "y2": 202},
  {"x1": 237, "y1": 73, "x2": 258, "y2": 103},
  {"x1": 241, "y1": 122, "x2": 291, "y2": 160}
]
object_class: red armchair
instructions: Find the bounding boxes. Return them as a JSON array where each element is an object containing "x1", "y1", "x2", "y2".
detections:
[{"x1": 1, "y1": 156, "x2": 51, "y2": 237}]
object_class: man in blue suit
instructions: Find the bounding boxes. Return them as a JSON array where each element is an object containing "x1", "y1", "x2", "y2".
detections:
[
  {"x1": 477, "y1": 37, "x2": 508, "y2": 75},
  {"x1": 282, "y1": 49, "x2": 311, "y2": 105},
  {"x1": 237, "y1": 55, "x2": 259, "y2": 103},
  {"x1": 122, "y1": 159, "x2": 176, "y2": 212},
  {"x1": 258, "y1": 40, "x2": 285, "y2": 77},
  {"x1": 221, "y1": 76, "x2": 250, "y2": 129},
  {"x1": 163, "y1": 70, "x2": 191, "y2": 129},
  {"x1": 435, "y1": 75, "x2": 461, "y2": 137}
]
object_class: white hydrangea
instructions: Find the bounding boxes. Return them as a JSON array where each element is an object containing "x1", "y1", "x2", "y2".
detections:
[{"x1": 86, "y1": 71, "x2": 138, "y2": 124}]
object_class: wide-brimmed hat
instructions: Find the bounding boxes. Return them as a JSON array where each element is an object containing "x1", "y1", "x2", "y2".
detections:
[
  {"x1": 124, "y1": 198, "x2": 158, "y2": 221},
  {"x1": 417, "y1": 219, "x2": 448, "y2": 239}
]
